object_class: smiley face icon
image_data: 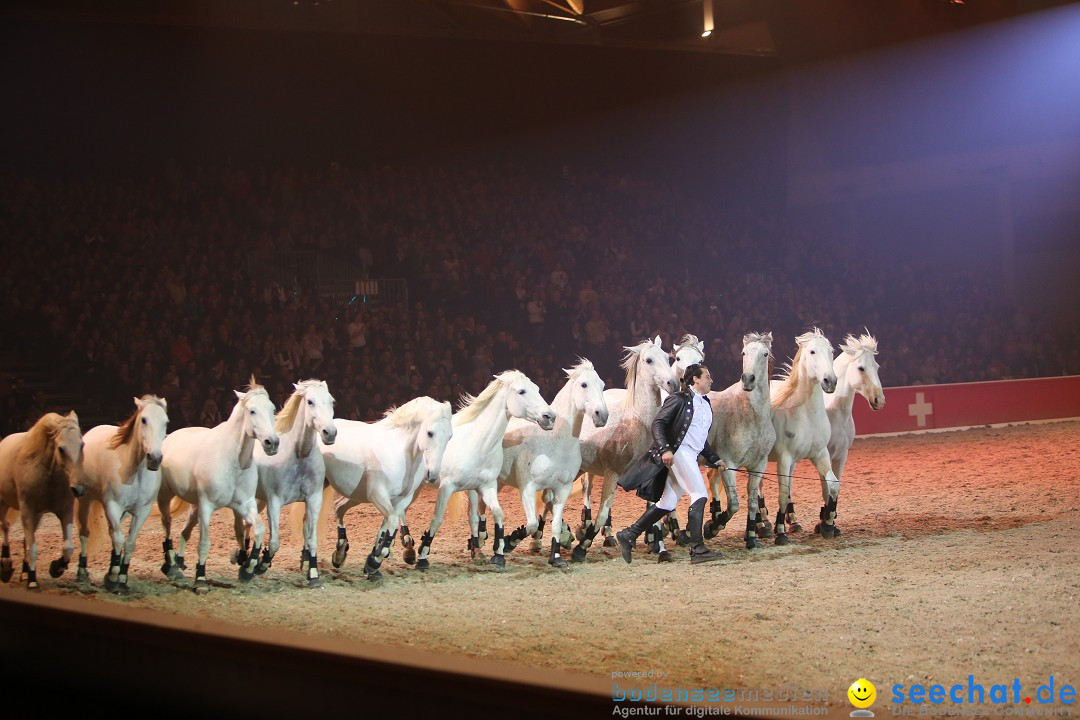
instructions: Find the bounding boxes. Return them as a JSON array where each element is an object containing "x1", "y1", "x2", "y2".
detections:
[{"x1": 849, "y1": 678, "x2": 877, "y2": 709}]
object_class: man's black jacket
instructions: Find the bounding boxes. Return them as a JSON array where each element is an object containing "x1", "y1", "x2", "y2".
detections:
[{"x1": 651, "y1": 389, "x2": 722, "y2": 468}]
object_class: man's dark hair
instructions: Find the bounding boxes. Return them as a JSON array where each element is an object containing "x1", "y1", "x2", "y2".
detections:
[{"x1": 681, "y1": 363, "x2": 709, "y2": 390}]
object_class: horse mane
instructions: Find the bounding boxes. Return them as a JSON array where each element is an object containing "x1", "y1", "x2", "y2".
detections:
[
  {"x1": 275, "y1": 379, "x2": 328, "y2": 433},
  {"x1": 618, "y1": 340, "x2": 653, "y2": 410},
  {"x1": 455, "y1": 370, "x2": 527, "y2": 427},
  {"x1": 19, "y1": 412, "x2": 80, "y2": 466},
  {"x1": 743, "y1": 331, "x2": 774, "y2": 354},
  {"x1": 563, "y1": 358, "x2": 595, "y2": 381},
  {"x1": 382, "y1": 395, "x2": 449, "y2": 429},
  {"x1": 842, "y1": 332, "x2": 878, "y2": 358},
  {"x1": 771, "y1": 328, "x2": 828, "y2": 410},
  {"x1": 109, "y1": 395, "x2": 167, "y2": 450},
  {"x1": 675, "y1": 334, "x2": 701, "y2": 354}
]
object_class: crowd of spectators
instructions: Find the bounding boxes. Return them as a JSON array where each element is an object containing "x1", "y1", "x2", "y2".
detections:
[{"x1": 1, "y1": 162, "x2": 1077, "y2": 434}]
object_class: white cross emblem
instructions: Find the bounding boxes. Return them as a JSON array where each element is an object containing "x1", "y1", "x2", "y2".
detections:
[{"x1": 908, "y1": 392, "x2": 934, "y2": 428}]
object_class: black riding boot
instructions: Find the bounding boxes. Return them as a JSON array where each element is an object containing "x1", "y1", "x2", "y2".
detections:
[
  {"x1": 615, "y1": 505, "x2": 669, "y2": 564},
  {"x1": 687, "y1": 497, "x2": 722, "y2": 565}
]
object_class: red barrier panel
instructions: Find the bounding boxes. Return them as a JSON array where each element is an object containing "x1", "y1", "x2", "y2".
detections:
[{"x1": 852, "y1": 376, "x2": 1080, "y2": 436}]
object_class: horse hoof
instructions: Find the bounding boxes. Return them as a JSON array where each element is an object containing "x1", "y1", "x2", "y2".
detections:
[
  {"x1": 0, "y1": 560, "x2": 12, "y2": 583},
  {"x1": 238, "y1": 565, "x2": 256, "y2": 582},
  {"x1": 760, "y1": 519, "x2": 773, "y2": 534},
  {"x1": 416, "y1": 559, "x2": 430, "y2": 571},
  {"x1": 657, "y1": 550, "x2": 673, "y2": 563},
  {"x1": 529, "y1": 540, "x2": 543, "y2": 554},
  {"x1": 490, "y1": 554, "x2": 505, "y2": 569},
  {"x1": 27, "y1": 580, "x2": 40, "y2": 590},
  {"x1": 703, "y1": 522, "x2": 718, "y2": 539},
  {"x1": 76, "y1": 567, "x2": 90, "y2": 583},
  {"x1": 175, "y1": 556, "x2": 187, "y2": 570},
  {"x1": 549, "y1": 556, "x2": 569, "y2": 570},
  {"x1": 161, "y1": 563, "x2": 182, "y2": 579},
  {"x1": 403, "y1": 547, "x2": 416, "y2": 565},
  {"x1": 675, "y1": 530, "x2": 691, "y2": 548},
  {"x1": 49, "y1": 559, "x2": 68, "y2": 579},
  {"x1": 570, "y1": 545, "x2": 587, "y2": 563},
  {"x1": 574, "y1": 525, "x2": 586, "y2": 543},
  {"x1": 254, "y1": 561, "x2": 271, "y2": 575},
  {"x1": 229, "y1": 549, "x2": 243, "y2": 566},
  {"x1": 365, "y1": 568, "x2": 383, "y2": 581},
  {"x1": 470, "y1": 550, "x2": 486, "y2": 563},
  {"x1": 104, "y1": 574, "x2": 119, "y2": 591},
  {"x1": 307, "y1": 575, "x2": 325, "y2": 589},
  {"x1": 602, "y1": 536, "x2": 617, "y2": 548},
  {"x1": 193, "y1": 580, "x2": 210, "y2": 595},
  {"x1": 116, "y1": 582, "x2": 131, "y2": 595},
  {"x1": 745, "y1": 537, "x2": 763, "y2": 550},
  {"x1": 774, "y1": 533, "x2": 790, "y2": 546},
  {"x1": 789, "y1": 522, "x2": 803, "y2": 533},
  {"x1": 331, "y1": 542, "x2": 349, "y2": 568}
]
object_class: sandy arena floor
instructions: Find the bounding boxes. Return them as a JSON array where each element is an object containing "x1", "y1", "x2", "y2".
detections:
[{"x1": 3, "y1": 420, "x2": 1079, "y2": 715}]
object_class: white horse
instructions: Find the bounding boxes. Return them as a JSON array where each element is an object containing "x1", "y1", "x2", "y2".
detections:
[
  {"x1": 700, "y1": 332, "x2": 777, "y2": 549},
  {"x1": 495, "y1": 359, "x2": 609, "y2": 569},
  {"x1": 0, "y1": 411, "x2": 86, "y2": 588},
  {"x1": 415, "y1": 370, "x2": 554, "y2": 571},
  {"x1": 324, "y1": 396, "x2": 453, "y2": 581},
  {"x1": 768, "y1": 328, "x2": 837, "y2": 545},
  {"x1": 233, "y1": 380, "x2": 337, "y2": 588},
  {"x1": 573, "y1": 336, "x2": 679, "y2": 562},
  {"x1": 158, "y1": 383, "x2": 280, "y2": 593},
  {"x1": 78, "y1": 396, "x2": 169, "y2": 592},
  {"x1": 817, "y1": 332, "x2": 885, "y2": 537}
]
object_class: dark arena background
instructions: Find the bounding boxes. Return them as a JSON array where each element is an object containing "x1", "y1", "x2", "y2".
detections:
[{"x1": 1, "y1": 1, "x2": 1079, "y2": 717}]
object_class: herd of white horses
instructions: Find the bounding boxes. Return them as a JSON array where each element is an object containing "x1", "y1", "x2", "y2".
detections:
[{"x1": 0, "y1": 328, "x2": 884, "y2": 593}]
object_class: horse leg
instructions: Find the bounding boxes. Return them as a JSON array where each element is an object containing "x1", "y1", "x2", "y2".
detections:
[
  {"x1": 397, "y1": 503, "x2": 417, "y2": 566},
  {"x1": 21, "y1": 509, "x2": 40, "y2": 588},
  {"x1": 466, "y1": 489, "x2": 485, "y2": 561},
  {"x1": 193, "y1": 499, "x2": 213, "y2": 594},
  {"x1": 235, "y1": 499, "x2": 264, "y2": 582},
  {"x1": 301, "y1": 491, "x2": 324, "y2": 587},
  {"x1": 547, "y1": 484, "x2": 572, "y2": 569},
  {"x1": 157, "y1": 489, "x2": 182, "y2": 578},
  {"x1": 812, "y1": 450, "x2": 841, "y2": 539},
  {"x1": 75, "y1": 495, "x2": 92, "y2": 582},
  {"x1": 572, "y1": 474, "x2": 616, "y2": 562},
  {"x1": 530, "y1": 489, "x2": 551, "y2": 553},
  {"x1": 102, "y1": 500, "x2": 125, "y2": 590},
  {"x1": 744, "y1": 464, "x2": 766, "y2": 549},
  {"x1": 502, "y1": 484, "x2": 536, "y2": 556},
  {"x1": 774, "y1": 457, "x2": 794, "y2": 545},
  {"x1": 481, "y1": 484, "x2": 508, "y2": 569},
  {"x1": 229, "y1": 509, "x2": 250, "y2": 567},
  {"x1": 119, "y1": 501, "x2": 154, "y2": 592},
  {"x1": 816, "y1": 450, "x2": 847, "y2": 537},
  {"x1": 178, "y1": 503, "x2": 199, "y2": 572},
  {"x1": 575, "y1": 472, "x2": 593, "y2": 542},
  {"x1": 363, "y1": 486, "x2": 397, "y2": 581},
  {"x1": 332, "y1": 494, "x2": 359, "y2": 568},
  {"x1": 0, "y1": 504, "x2": 11, "y2": 583},
  {"x1": 47, "y1": 502, "x2": 76, "y2": 581},
  {"x1": 415, "y1": 482, "x2": 454, "y2": 571},
  {"x1": 256, "y1": 496, "x2": 282, "y2": 575}
]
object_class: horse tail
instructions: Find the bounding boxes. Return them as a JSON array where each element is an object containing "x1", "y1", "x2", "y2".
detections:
[
  {"x1": 86, "y1": 501, "x2": 111, "y2": 555},
  {"x1": 567, "y1": 473, "x2": 587, "y2": 503},
  {"x1": 446, "y1": 490, "x2": 469, "y2": 525},
  {"x1": 285, "y1": 488, "x2": 336, "y2": 535}
]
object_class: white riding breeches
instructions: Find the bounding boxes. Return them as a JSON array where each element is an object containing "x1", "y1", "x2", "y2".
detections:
[{"x1": 655, "y1": 447, "x2": 708, "y2": 512}]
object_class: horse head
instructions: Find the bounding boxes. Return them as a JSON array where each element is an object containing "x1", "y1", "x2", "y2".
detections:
[
  {"x1": 236, "y1": 387, "x2": 280, "y2": 456},
  {"x1": 134, "y1": 396, "x2": 168, "y2": 470},
  {"x1": 741, "y1": 332, "x2": 773, "y2": 392},
  {"x1": 841, "y1": 333, "x2": 885, "y2": 411},
  {"x1": 566, "y1": 360, "x2": 609, "y2": 428},
  {"x1": 795, "y1": 329, "x2": 837, "y2": 394},
  {"x1": 627, "y1": 336, "x2": 679, "y2": 395},
  {"x1": 297, "y1": 380, "x2": 338, "y2": 445},
  {"x1": 47, "y1": 411, "x2": 87, "y2": 497},
  {"x1": 672, "y1": 334, "x2": 706, "y2": 381},
  {"x1": 502, "y1": 371, "x2": 556, "y2": 431},
  {"x1": 417, "y1": 400, "x2": 453, "y2": 484}
]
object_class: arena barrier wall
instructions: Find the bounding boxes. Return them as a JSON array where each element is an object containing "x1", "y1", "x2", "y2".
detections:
[{"x1": 852, "y1": 375, "x2": 1080, "y2": 435}]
